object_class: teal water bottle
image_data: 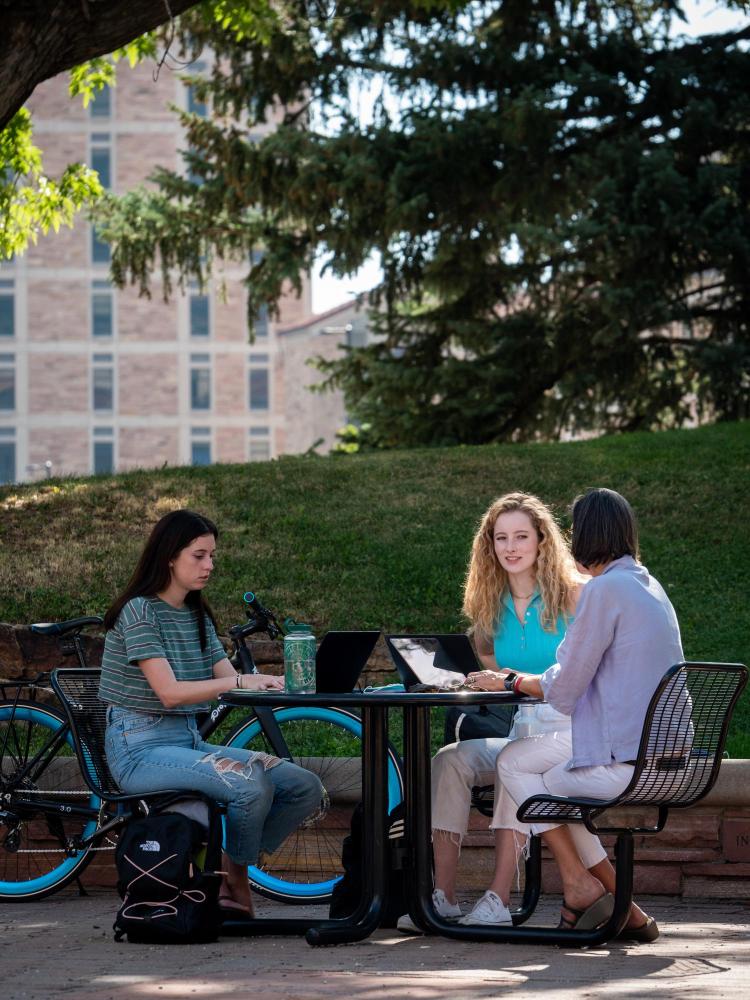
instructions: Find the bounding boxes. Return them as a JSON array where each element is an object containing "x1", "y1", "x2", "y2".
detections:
[{"x1": 284, "y1": 622, "x2": 316, "y2": 693}]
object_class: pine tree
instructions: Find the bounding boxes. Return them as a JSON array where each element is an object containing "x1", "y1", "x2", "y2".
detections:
[{"x1": 94, "y1": 1, "x2": 750, "y2": 444}]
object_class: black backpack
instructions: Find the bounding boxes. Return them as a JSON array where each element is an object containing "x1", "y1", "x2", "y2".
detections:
[
  {"x1": 114, "y1": 806, "x2": 222, "y2": 944},
  {"x1": 443, "y1": 702, "x2": 516, "y2": 744},
  {"x1": 329, "y1": 802, "x2": 407, "y2": 927}
]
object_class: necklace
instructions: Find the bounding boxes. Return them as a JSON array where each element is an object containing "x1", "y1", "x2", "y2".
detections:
[{"x1": 511, "y1": 590, "x2": 535, "y2": 601}]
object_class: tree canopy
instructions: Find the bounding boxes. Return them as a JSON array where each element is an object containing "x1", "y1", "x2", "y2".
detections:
[
  {"x1": 0, "y1": 0, "x2": 203, "y2": 131},
  {"x1": 0, "y1": 0, "x2": 205, "y2": 258},
  {"x1": 10, "y1": 1, "x2": 750, "y2": 445}
]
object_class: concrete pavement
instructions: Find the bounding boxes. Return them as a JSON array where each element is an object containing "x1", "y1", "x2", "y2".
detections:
[{"x1": 2, "y1": 889, "x2": 749, "y2": 1000}]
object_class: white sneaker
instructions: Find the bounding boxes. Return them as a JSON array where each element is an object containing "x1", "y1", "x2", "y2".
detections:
[
  {"x1": 457, "y1": 890, "x2": 513, "y2": 926},
  {"x1": 396, "y1": 889, "x2": 463, "y2": 934}
]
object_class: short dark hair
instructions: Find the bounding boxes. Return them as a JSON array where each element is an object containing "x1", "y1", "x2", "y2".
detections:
[
  {"x1": 104, "y1": 509, "x2": 219, "y2": 648},
  {"x1": 571, "y1": 489, "x2": 639, "y2": 568}
]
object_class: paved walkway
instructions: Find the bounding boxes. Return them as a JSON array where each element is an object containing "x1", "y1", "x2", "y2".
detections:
[{"x1": 3, "y1": 891, "x2": 749, "y2": 1000}]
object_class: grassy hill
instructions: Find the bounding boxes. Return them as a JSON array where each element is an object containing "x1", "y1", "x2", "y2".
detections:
[{"x1": 1, "y1": 421, "x2": 748, "y2": 753}]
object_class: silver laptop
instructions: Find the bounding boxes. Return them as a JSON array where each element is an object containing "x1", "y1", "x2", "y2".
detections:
[{"x1": 384, "y1": 634, "x2": 480, "y2": 691}]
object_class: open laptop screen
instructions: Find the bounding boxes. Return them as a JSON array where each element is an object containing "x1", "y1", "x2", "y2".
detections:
[
  {"x1": 315, "y1": 630, "x2": 381, "y2": 693},
  {"x1": 385, "y1": 634, "x2": 479, "y2": 689}
]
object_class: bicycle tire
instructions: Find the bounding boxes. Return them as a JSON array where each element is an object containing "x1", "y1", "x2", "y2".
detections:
[
  {"x1": 0, "y1": 700, "x2": 101, "y2": 901},
  {"x1": 221, "y1": 706, "x2": 404, "y2": 904}
]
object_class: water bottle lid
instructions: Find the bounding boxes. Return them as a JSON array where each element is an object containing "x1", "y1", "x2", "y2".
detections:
[{"x1": 285, "y1": 618, "x2": 313, "y2": 635}]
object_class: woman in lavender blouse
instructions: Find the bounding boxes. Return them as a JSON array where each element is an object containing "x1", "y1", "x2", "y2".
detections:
[{"x1": 466, "y1": 488, "x2": 681, "y2": 940}]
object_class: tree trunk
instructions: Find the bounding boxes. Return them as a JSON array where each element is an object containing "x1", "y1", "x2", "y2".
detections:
[{"x1": 0, "y1": 0, "x2": 200, "y2": 130}]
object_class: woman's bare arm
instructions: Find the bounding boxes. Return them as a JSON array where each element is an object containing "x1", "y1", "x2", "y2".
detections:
[
  {"x1": 139, "y1": 656, "x2": 282, "y2": 709},
  {"x1": 473, "y1": 627, "x2": 500, "y2": 671}
]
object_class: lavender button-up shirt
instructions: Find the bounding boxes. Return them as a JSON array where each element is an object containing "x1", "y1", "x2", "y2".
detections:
[{"x1": 540, "y1": 556, "x2": 684, "y2": 769}]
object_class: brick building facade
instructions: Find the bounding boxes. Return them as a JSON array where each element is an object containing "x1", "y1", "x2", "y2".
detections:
[{"x1": 0, "y1": 60, "x2": 336, "y2": 484}]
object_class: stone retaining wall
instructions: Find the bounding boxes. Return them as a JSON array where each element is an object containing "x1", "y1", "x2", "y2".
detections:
[
  {"x1": 0, "y1": 625, "x2": 396, "y2": 688},
  {"x1": 75, "y1": 759, "x2": 750, "y2": 896}
]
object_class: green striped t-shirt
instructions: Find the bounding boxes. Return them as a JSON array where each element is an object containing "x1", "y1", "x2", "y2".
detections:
[{"x1": 98, "y1": 596, "x2": 227, "y2": 713}]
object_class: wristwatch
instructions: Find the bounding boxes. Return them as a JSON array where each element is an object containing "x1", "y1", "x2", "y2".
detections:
[{"x1": 503, "y1": 672, "x2": 518, "y2": 692}]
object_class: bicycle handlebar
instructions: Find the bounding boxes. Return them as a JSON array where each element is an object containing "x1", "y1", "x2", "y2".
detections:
[{"x1": 228, "y1": 591, "x2": 285, "y2": 674}]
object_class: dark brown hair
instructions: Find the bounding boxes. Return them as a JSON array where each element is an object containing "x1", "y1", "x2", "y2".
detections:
[
  {"x1": 571, "y1": 489, "x2": 639, "y2": 568},
  {"x1": 104, "y1": 509, "x2": 219, "y2": 649}
]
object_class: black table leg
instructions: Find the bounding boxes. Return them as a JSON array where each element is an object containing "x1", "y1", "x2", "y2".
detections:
[
  {"x1": 402, "y1": 706, "x2": 631, "y2": 946},
  {"x1": 401, "y1": 703, "x2": 434, "y2": 932},
  {"x1": 223, "y1": 705, "x2": 389, "y2": 943},
  {"x1": 305, "y1": 704, "x2": 389, "y2": 946}
]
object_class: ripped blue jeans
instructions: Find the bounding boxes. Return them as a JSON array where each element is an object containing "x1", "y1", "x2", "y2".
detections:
[{"x1": 105, "y1": 706, "x2": 324, "y2": 866}]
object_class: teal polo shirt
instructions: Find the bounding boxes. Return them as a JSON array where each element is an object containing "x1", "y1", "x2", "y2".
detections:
[{"x1": 493, "y1": 590, "x2": 570, "y2": 674}]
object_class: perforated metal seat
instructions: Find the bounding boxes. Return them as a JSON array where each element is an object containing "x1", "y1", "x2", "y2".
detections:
[
  {"x1": 50, "y1": 668, "x2": 220, "y2": 820},
  {"x1": 430, "y1": 661, "x2": 747, "y2": 945},
  {"x1": 516, "y1": 662, "x2": 747, "y2": 835},
  {"x1": 51, "y1": 668, "x2": 123, "y2": 801}
]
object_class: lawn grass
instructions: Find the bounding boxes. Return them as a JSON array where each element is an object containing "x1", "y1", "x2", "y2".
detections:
[{"x1": 1, "y1": 421, "x2": 748, "y2": 753}]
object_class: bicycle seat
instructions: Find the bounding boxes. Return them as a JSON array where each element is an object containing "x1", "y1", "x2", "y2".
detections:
[{"x1": 30, "y1": 616, "x2": 104, "y2": 637}]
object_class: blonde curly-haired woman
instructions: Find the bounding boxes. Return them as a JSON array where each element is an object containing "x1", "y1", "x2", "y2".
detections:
[{"x1": 398, "y1": 492, "x2": 591, "y2": 931}]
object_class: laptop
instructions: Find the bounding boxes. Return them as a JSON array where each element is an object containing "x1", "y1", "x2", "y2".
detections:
[
  {"x1": 315, "y1": 630, "x2": 382, "y2": 693},
  {"x1": 384, "y1": 634, "x2": 481, "y2": 691}
]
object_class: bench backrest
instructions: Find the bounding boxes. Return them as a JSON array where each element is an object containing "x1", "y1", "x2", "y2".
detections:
[
  {"x1": 51, "y1": 668, "x2": 120, "y2": 800},
  {"x1": 619, "y1": 661, "x2": 747, "y2": 810}
]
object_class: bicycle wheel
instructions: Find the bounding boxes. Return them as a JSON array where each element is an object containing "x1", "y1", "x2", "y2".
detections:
[
  {"x1": 222, "y1": 706, "x2": 404, "y2": 903},
  {"x1": 0, "y1": 701, "x2": 101, "y2": 901}
]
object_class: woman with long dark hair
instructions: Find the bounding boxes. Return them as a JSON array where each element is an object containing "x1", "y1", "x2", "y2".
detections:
[{"x1": 100, "y1": 509, "x2": 323, "y2": 919}]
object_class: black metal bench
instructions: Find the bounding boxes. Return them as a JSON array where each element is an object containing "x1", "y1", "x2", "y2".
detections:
[{"x1": 511, "y1": 660, "x2": 747, "y2": 943}]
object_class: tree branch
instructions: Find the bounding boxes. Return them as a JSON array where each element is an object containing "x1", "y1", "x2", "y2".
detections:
[{"x1": 0, "y1": 0, "x2": 201, "y2": 130}]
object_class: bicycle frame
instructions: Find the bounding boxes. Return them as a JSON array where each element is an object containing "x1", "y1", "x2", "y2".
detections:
[
  {"x1": 197, "y1": 610, "x2": 294, "y2": 761},
  {"x1": 1, "y1": 630, "x2": 106, "y2": 857}
]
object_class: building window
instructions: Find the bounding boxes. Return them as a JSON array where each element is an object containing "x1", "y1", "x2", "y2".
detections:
[
  {"x1": 90, "y1": 136, "x2": 111, "y2": 189},
  {"x1": 191, "y1": 440, "x2": 211, "y2": 466},
  {"x1": 249, "y1": 427, "x2": 270, "y2": 462},
  {"x1": 248, "y1": 354, "x2": 269, "y2": 411},
  {"x1": 90, "y1": 134, "x2": 112, "y2": 263},
  {"x1": 190, "y1": 288, "x2": 210, "y2": 337},
  {"x1": 90, "y1": 85, "x2": 111, "y2": 118},
  {"x1": 0, "y1": 440, "x2": 15, "y2": 484},
  {"x1": 253, "y1": 304, "x2": 269, "y2": 339},
  {"x1": 91, "y1": 227, "x2": 111, "y2": 265},
  {"x1": 190, "y1": 354, "x2": 211, "y2": 410},
  {"x1": 93, "y1": 440, "x2": 114, "y2": 474},
  {"x1": 0, "y1": 355, "x2": 15, "y2": 411},
  {"x1": 92, "y1": 427, "x2": 114, "y2": 474},
  {"x1": 92, "y1": 354, "x2": 114, "y2": 411},
  {"x1": 187, "y1": 84, "x2": 208, "y2": 118},
  {"x1": 92, "y1": 281, "x2": 113, "y2": 338},
  {"x1": 191, "y1": 426, "x2": 211, "y2": 466},
  {"x1": 0, "y1": 281, "x2": 14, "y2": 338},
  {"x1": 94, "y1": 441, "x2": 114, "y2": 473},
  {"x1": 249, "y1": 252, "x2": 268, "y2": 339}
]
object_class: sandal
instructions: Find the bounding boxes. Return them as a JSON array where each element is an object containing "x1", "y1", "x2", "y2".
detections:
[
  {"x1": 558, "y1": 892, "x2": 614, "y2": 931},
  {"x1": 617, "y1": 916, "x2": 659, "y2": 942}
]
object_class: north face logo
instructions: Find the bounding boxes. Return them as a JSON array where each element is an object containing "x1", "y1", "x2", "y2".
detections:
[{"x1": 139, "y1": 840, "x2": 161, "y2": 852}]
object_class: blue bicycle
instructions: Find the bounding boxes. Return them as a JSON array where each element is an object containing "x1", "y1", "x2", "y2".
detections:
[{"x1": 0, "y1": 596, "x2": 404, "y2": 904}]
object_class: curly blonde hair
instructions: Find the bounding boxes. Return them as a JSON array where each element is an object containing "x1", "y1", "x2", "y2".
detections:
[{"x1": 463, "y1": 492, "x2": 579, "y2": 638}]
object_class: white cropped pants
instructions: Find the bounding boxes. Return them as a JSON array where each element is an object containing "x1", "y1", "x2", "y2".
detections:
[
  {"x1": 431, "y1": 727, "x2": 617, "y2": 868},
  {"x1": 492, "y1": 729, "x2": 634, "y2": 868}
]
